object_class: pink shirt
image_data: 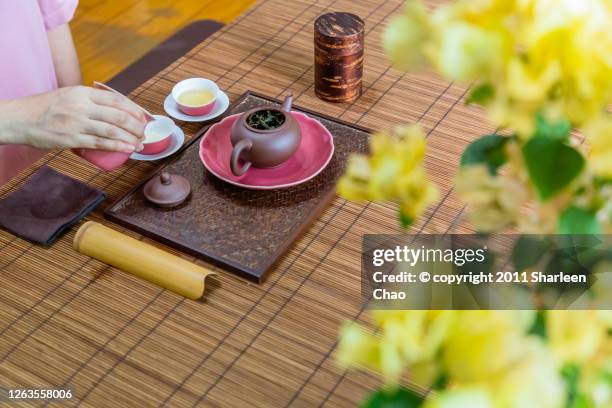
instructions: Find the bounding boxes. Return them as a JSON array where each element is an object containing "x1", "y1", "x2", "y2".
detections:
[{"x1": 0, "y1": 0, "x2": 78, "y2": 185}]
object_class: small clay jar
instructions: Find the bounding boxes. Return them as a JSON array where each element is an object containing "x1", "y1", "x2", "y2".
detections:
[{"x1": 315, "y1": 12, "x2": 365, "y2": 103}]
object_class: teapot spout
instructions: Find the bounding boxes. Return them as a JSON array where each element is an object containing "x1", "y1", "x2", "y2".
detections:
[{"x1": 281, "y1": 93, "x2": 293, "y2": 112}]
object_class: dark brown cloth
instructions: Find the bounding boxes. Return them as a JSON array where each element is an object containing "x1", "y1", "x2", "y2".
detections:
[{"x1": 0, "y1": 166, "x2": 105, "y2": 245}]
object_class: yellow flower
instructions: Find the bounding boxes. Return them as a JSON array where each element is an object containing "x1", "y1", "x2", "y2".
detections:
[
  {"x1": 580, "y1": 338, "x2": 612, "y2": 406},
  {"x1": 336, "y1": 324, "x2": 381, "y2": 370},
  {"x1": 435, "y1": 23, "x2": 505, "y2": 81},
  {"x1": 385, "y1": 0, "x2": 612, "y2": 137},
  {"x1": 338, "y1": 311, "x2": 457, "y2": 386},
  {"x1": 398, "y1": 168, "x2": 439, "y2": 224},
  {"x1": 454, "y1": 165, "x2": 528, "y2": 232},
  {"x1": 507, "y1": 58, "x2": 561, "y2": 103},
  {"x1": 423, "y1": 388, "x2": 492, "y2": 408},
  {"x1": 590, "y1": 263, "x2": 612, "y2": 309},
  {"x1": 584, "y1": 116, "x2": 612, "y2": 179},
  {"x1": 597, "y1": 186, "x2": 612, "y2": 232},
  {"x1": 338, "y1": 125, "x2": 438, "y2": 226},
  {"x1": 547, "y1": 310, "x2": 607, "y2": 365},
  {"x1": 489, "y1": 340, "x2": 566, "y2": 408},
  {"x1": 597, "y1": 309, "x2": 612, "y2": 330},
  {"x1": 372, "y1": 310, "x2": 454, "y2": 363},
  {"x1": 383, "y1": 2, "x2": 431, "y2": 71},
  {"x1": 336, "y1": 155, "x2": 372, "y2": 201},
  {"x1": 442, "y1": 311, "x2": 535, "y2": 383}
]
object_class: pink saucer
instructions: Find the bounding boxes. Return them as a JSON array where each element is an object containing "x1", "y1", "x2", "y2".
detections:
[{"x1": 199, "y1": 112, "x2": 334, "y2": 190}]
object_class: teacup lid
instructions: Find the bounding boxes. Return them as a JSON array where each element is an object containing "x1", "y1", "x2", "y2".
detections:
[{"x1": 144, "y1": 171, "x2": 191, "y2": 208}]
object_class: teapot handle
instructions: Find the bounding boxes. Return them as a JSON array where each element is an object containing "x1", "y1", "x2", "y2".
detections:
[{"x1": 230, "y1": 139, "x2": 253, "y2": 176}]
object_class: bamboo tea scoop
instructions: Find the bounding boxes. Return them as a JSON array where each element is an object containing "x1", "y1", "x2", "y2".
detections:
[
  {"x1": 93, "y1": 81, "x2": 156, "y2": 122},
  {"x1": 74, "y1": 222, "x2": 215, "y2": 299}
]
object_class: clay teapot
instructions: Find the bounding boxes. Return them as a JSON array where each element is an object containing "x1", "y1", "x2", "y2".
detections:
[{"x1": 230, "y1": 94, "x2": 301, "y2": 176}]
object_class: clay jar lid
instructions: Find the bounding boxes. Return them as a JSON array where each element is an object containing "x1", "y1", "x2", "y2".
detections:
[{"x1": 144, "y1": 171, "x2": 191, "y2": 208}]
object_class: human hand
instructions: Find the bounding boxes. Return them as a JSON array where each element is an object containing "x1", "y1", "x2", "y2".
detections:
[{"x1": 0, "y1": 86, "x2": 147, "y2": 152}]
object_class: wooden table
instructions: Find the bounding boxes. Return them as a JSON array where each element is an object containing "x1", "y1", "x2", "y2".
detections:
[{"x1": 0, "y1": 0, "x2": 488, "y2": 406}]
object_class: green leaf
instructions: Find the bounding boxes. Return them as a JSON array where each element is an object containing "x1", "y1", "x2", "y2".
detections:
[
  {"x1": 527, "y1": 311, "x2": 547, "y2": 339},
  {"x1": 558, "y1": 206, "x2": 602, "y2": 234},
  {"x1": 460, "y1": 134, "x2": 509, "y2": 175},
  {"x1": 561, "y1": 364, "x2": 591, "y2": 408},
  {"x1": 362, "y1": 388, "x2": 425, "y2": 408},
  {"x1": 432, "y1": 372, "x2": 449, "y2": 391},
  {"x1": 522, "y1": 138, "x2": 584, "y2": 200},
  {"x1": 512, "y1": 235, "x2": 553, "y2": 272},
  {"x1": 533, "y1": 113, "x2": 571, "y2": 141},
  {"x1": 466, "y1": 83, "x2": 494, "y2": 105},
  {"x1": 400, "y1": 212, "x2": 414, "y2": 228}
]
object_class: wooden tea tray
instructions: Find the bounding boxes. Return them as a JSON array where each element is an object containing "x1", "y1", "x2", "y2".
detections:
[{"x1": 105, "y1": 92, "x2": 370, "y2": 282}]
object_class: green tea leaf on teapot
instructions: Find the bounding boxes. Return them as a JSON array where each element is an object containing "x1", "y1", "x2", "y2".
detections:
[{"x1": 246, "y1": 109, "x2": 286, "y2": 130}]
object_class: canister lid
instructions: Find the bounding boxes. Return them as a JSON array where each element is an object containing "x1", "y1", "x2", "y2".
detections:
[
  {"x1": 144, "y1": 172, "x2": 191, "y2": 208},
  {"x1": 315, "y1": 12, "x2": 364, "y2": 39},
  {"x1": 315, "y1": 12, "x2": 364, "y2": 55}
]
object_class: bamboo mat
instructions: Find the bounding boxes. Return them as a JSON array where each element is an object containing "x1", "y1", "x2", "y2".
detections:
[{"x1": 0, "y1": 0, "x2": 488, "y2": 406}]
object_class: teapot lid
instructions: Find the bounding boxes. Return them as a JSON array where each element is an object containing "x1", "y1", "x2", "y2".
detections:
[{"x1": 144, "y1": 171, "x2": 191, "y2": 207}]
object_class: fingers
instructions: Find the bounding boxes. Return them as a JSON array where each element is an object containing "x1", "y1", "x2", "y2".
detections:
[
  {"x1": 71, "y1": 133, "x2": 137, "y2": 153},
  {"x1": 89, "y1": 106, "x2": 146, "y2": 141},
  {"x1": 83, "y1": 119, "x2": 144, "y2": 151},
  {"x1": 88, "y1": 88, "x2": 147, "y2": 123},
  {"x1": 26, "y1": 127, "x2": 136, "y2": 152}
]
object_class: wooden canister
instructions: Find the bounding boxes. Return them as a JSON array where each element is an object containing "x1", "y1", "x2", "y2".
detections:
[{"x1": 315, "y1": 12, "x2": 365, "y2": 103}]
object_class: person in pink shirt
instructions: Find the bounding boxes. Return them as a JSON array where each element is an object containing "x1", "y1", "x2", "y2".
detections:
[{"x1": 0, "y1": 0, "x2": 146, "y2": 184}]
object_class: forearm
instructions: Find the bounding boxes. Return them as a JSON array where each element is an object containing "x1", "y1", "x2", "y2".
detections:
[{"x1": 48, "y1": 24, "x2": 82, "y2": 87}]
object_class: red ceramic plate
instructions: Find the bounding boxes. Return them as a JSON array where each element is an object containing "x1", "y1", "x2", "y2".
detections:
[{"x1": 199, "y1": 112, "x2": 335, "y2": 190}]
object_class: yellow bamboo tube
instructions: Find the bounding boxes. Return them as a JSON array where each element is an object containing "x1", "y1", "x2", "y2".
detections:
[{"x1": 74, "y1": 221, "x2": 215, "y2": 299}]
